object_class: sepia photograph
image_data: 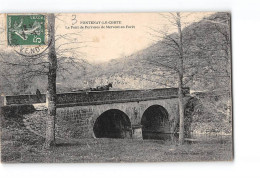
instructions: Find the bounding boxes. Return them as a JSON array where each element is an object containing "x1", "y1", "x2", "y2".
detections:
[{"x1": 0, "y1": 12, "x2": 232, "y2": 163}]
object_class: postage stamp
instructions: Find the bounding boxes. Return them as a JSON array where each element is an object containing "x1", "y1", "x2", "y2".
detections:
[{"x1": 7, "y1": 14, "x2": 46, "y2": 46}]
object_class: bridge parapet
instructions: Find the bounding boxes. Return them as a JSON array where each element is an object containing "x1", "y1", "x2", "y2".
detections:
[
  {"x1": 3, "y1": 87, "x2": 190, "y2": 106},
  {"x1": 4, "y1": 94, "x2": 46, "y2": 105},
  {"x1": 57, "y1": 87, "x2": 189, "y2": 106}
]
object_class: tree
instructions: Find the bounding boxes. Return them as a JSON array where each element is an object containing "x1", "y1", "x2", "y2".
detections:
[
  {"x1": 140, "y1": 12, "x2": 232, "y2": 142},
  {"x1": 141, "y1": 12, "x2": 232, "y2": 144},
  {"x1": 176, "y1": 12, "x2": 185, "y2": 144},
  {"x1": 144, "y1": 12, "x2": 189, "y2": 144},
  {"x1": 44, "y1": 13, "x2": 57, "y2": 148},
  {"x1": 0, "y1": 14, "x2": 91, "y2": 148}
]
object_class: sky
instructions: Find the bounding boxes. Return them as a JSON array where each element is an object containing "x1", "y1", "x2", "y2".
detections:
[{"x1": 55, "y1": 12, "x2": 213, "y2": 63}]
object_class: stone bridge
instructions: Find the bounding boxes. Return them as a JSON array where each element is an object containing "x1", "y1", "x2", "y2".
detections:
[{"x1": 2, "y1": 88, "x2": 194, "y2": 141}]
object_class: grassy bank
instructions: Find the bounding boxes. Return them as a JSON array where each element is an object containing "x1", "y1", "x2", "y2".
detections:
[{"x1": 1, "y1": 115, "x2": 233, "y2": 163}]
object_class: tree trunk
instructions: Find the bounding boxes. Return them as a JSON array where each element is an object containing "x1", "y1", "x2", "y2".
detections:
[
  {"x1": 44, "y1": 13, "x2": 57, "y2": 149},
  {"x1": 178, "y1": 73, "x2": 185, "y2": 144},
  {"x1": 176, "y1": 12, "x2": 185, "y2": 145}
]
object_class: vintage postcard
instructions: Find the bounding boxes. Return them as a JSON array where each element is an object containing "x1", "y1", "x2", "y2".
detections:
[{"x1": 0, "y1": 12, "x2": 232, "y2": 163}]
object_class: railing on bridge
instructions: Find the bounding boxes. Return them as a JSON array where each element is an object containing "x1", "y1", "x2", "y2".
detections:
[{"x1": 3, "y1": 87, "x2": 190, "y2": 106}]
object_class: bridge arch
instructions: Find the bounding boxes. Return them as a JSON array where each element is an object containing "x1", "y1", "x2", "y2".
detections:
[
  {"x1": 141, "y1": 105, "x2": 171, "y2": 140},
  {"x1": 93, "y1": 109, "x2": 132, "y2": 139}
]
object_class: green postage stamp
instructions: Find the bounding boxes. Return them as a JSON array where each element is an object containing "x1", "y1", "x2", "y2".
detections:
[{"x1": 7, "y1": 14, "x2": 46, "y2": 46}]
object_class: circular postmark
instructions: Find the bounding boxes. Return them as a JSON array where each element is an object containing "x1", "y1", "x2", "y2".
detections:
[{"x1": 13, "y1": 41, "x2": 51, "y2": 57}]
